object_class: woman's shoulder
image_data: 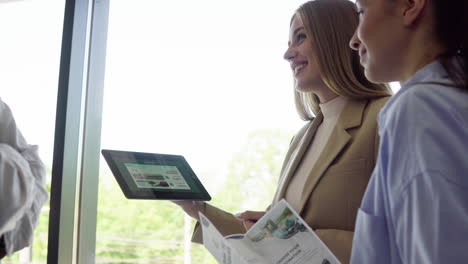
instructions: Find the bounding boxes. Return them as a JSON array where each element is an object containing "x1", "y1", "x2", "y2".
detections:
[
  {"x1": 349, "y1": 96, "x2": 391, "y2": 124},
  {"x1": 0, "y1": 98, "x2": 11, "y2": 120},
  {"x1": 366, "y1": 96, "x2": 391, "y2": 111}
]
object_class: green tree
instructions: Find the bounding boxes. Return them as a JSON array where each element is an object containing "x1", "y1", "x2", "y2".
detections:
[
  {"x1": 95, "y1": 171, "x2": 216, "y2": 263},
  {"x1": 5, "y1": 128, "x2": 294, "y2": 263},
  {"x1": 212, "y1": 129, "x2": 294, "y2": 213}
]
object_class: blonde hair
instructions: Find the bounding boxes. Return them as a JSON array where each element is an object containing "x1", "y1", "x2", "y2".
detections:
[{"x1": 293, "y1": 0, "x2": 392, "y2": 120}]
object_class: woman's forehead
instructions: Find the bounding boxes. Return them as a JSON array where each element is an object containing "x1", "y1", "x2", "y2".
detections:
[
  {"x1": 289, "y1": 14, "x2": 304, "y2": 33},
  {"x1": 291, "y1": 14, "x2": 303, "y2": 27}
]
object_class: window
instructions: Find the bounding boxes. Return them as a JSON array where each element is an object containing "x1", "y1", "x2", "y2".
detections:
[
  {"x1": 0, "y1": 0, "x2": 65, "y2": 263},
  {"x1": 97, "y1": 0, "x2": 305, "y2": 262}
]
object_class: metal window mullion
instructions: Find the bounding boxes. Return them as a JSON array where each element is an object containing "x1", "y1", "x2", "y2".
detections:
[
  {"x1": 77, "y1": 0, "x2": 110, "y2": 263},
  {"x1": 48, "y1": 0, "x2": 92, "y2": 263}
]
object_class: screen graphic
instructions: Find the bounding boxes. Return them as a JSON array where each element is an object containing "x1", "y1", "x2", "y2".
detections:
[{"x1": 124, "y1": 163, "x2": 191, "y2": 190}]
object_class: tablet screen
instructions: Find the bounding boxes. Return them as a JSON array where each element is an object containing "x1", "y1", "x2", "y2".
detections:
[{"x1": 101, "y1": 149, "x2": 211, "y2": 201}]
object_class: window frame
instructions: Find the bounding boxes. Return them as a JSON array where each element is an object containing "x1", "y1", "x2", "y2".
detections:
[{"x1": 47, "y1": 0, "x2": 109, "y2": 263}]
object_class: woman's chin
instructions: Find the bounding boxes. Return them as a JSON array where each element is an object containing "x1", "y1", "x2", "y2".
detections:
[
  {"x1": 295, "y1": 84, "x2": 312, "y2": 93},
  {"x1": 364, "y1": 67, "x2": 395, "y2": 84}
]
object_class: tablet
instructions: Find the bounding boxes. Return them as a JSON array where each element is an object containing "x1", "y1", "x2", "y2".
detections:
[{"x1": 101, "y1": 149, "x2": 211, "y2": 201}]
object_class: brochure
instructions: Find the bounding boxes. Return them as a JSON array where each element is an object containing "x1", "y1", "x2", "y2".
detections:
[{"x1": 199, "y1": 199, "x2": 341, "y2": 264}]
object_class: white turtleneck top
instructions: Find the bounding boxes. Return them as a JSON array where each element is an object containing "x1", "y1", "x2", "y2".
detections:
[{"x1": 285, "y1": 96, "x2": 349, "y2": 212}]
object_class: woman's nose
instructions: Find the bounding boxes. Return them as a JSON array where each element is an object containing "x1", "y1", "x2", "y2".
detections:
[
  {"x1": 349, "y1": 30, "x2": 361, "y2": 51},
  {"x1": 283, "y1": 46, "x2": 295, "y2": 61}
]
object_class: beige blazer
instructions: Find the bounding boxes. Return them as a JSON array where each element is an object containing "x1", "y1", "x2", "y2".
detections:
[{"x1": 192, "y1": 96, "x2": 389, "y2": 264}]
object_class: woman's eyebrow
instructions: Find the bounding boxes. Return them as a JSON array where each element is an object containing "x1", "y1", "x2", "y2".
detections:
[{"x1": 293, "y1": 26, "x2": 305, "y2": 36}]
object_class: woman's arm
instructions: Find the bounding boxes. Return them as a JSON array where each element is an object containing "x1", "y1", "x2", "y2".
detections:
[
  {"x1": 315, "y1": 229, "x2": 353, "y2": 264},
  {"x1": 172, "y1": 201, "x2": 246, "y2": 244},
  {"x1": 0, "y1": 100, "x2": 48, "y2": 256},
  {"x1": 172, "y1": 200, "x2": 207, "y2": 221},
  {"x1": 191, "y1": 203, "x2": 246, "y2": 244}
]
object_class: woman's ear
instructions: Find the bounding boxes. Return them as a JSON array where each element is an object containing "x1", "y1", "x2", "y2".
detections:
[{"x1": 402, "y1": 0, "x2": 427, "y2": 26}]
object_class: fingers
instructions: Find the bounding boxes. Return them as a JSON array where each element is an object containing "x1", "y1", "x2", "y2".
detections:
[
  {"x1": 171, "y1": 200, "x2": 192, "y2": 207},
  {"x1": 243, "y1": 220, "x2": 257, "y2": 231},
  {"x1": 171, "y1": 200, "x2": 206, "y2": 220},
  {"x1": 235, "y1": 210, "x2": 265, "y2": 221},
  {"x1": 235, "y1": 211, "x2": 266, "y2": 231}
]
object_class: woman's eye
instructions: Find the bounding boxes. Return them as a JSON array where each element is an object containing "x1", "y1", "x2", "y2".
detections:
[{"x1": 296, "y1": 33, "x2": 306, "y2": 41}]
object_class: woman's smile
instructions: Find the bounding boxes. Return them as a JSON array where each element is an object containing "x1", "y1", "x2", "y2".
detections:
[{"x1": 292, "y1": 61, "x2": 308, "y2": 76}]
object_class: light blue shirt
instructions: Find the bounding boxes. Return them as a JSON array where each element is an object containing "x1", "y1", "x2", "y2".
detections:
[{"x1": 351, "y1": 59, "x2": 468, "y2": 264}]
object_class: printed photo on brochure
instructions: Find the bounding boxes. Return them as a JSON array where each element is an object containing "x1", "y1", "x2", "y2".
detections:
[{"x1": 199, "y1": 199, "x2": 341, "y2": 264}]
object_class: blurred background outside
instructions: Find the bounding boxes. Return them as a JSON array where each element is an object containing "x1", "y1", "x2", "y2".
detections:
[{"x1": 0, "y1": 0, "x2": 399, "y2": 263}]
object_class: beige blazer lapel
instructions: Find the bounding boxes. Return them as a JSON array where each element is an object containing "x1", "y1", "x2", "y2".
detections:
[
  {"x1": 272, "y1": 114, "x2": 323, "y2": 204},
  {"x1": 298, "y1": 99, "x2": 368, "y2": 214}
]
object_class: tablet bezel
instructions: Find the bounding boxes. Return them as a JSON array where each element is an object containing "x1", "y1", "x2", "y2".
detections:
[{"x1": 101, "y1": 149, "x2": 211, "y2": 201}]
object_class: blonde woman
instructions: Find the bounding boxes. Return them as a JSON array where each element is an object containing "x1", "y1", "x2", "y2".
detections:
[{"x1": 175, "y1": 0, "x2": 391, "y2": 263}]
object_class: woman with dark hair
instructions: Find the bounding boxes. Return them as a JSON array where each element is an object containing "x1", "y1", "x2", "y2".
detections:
[
  {"x1": 349, "y1": 0, "x2": 468, "y2": 263},
  {"x1": 175, "y1": 1, "x2": 392, "y2": 263}
]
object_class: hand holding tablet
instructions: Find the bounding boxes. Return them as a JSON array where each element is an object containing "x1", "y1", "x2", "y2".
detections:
[{"x1": 101, "y1": 149, "x2": 211, "y2": 201}]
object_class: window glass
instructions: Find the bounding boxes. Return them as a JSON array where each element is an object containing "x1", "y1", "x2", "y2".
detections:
[
  {"x1": 0, "y1": 0, "x2": 64, "y2": 263},
  {"x1": 390, "y1": 82, "x2": 401, "y2": 93},
  {"x1": 98, "y1": 0, "x2": 305, "y2": 262}
]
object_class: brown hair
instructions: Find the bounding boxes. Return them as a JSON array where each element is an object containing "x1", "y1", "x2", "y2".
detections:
[
  {"x1": 293, "y1": 0, "x2": 391, "y2": 120},
  {"x1": 431, "y1": 0, "x2": 468, "y2": 91}
]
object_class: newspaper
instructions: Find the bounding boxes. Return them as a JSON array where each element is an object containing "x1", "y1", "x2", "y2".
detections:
[{"x1": 199, "y1": 199, "x2": 341, "y2": 264}]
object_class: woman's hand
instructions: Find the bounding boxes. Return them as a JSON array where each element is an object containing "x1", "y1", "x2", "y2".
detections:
[
  {"x1": 235, "y1": 211, "x2": 266, "y2": 231},
  {"x1": 172, "y1": 200, "x2": 206, "y2": 221}
]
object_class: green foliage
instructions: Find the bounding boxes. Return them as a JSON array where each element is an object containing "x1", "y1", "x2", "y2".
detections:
[
  {"x1": 95, "y1": 171, "x2": 216, "y2": 263},
  {"x1": 3, "y1": 128, "x2": 293, "y2": 264},
  {"x1": 212, "y1": 129, "x2": 293, "y2": 213}
]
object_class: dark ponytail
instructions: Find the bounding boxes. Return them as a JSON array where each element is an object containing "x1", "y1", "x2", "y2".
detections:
[{"x1": 433, "y1": 0, "x2": 468, "y2": 91}]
